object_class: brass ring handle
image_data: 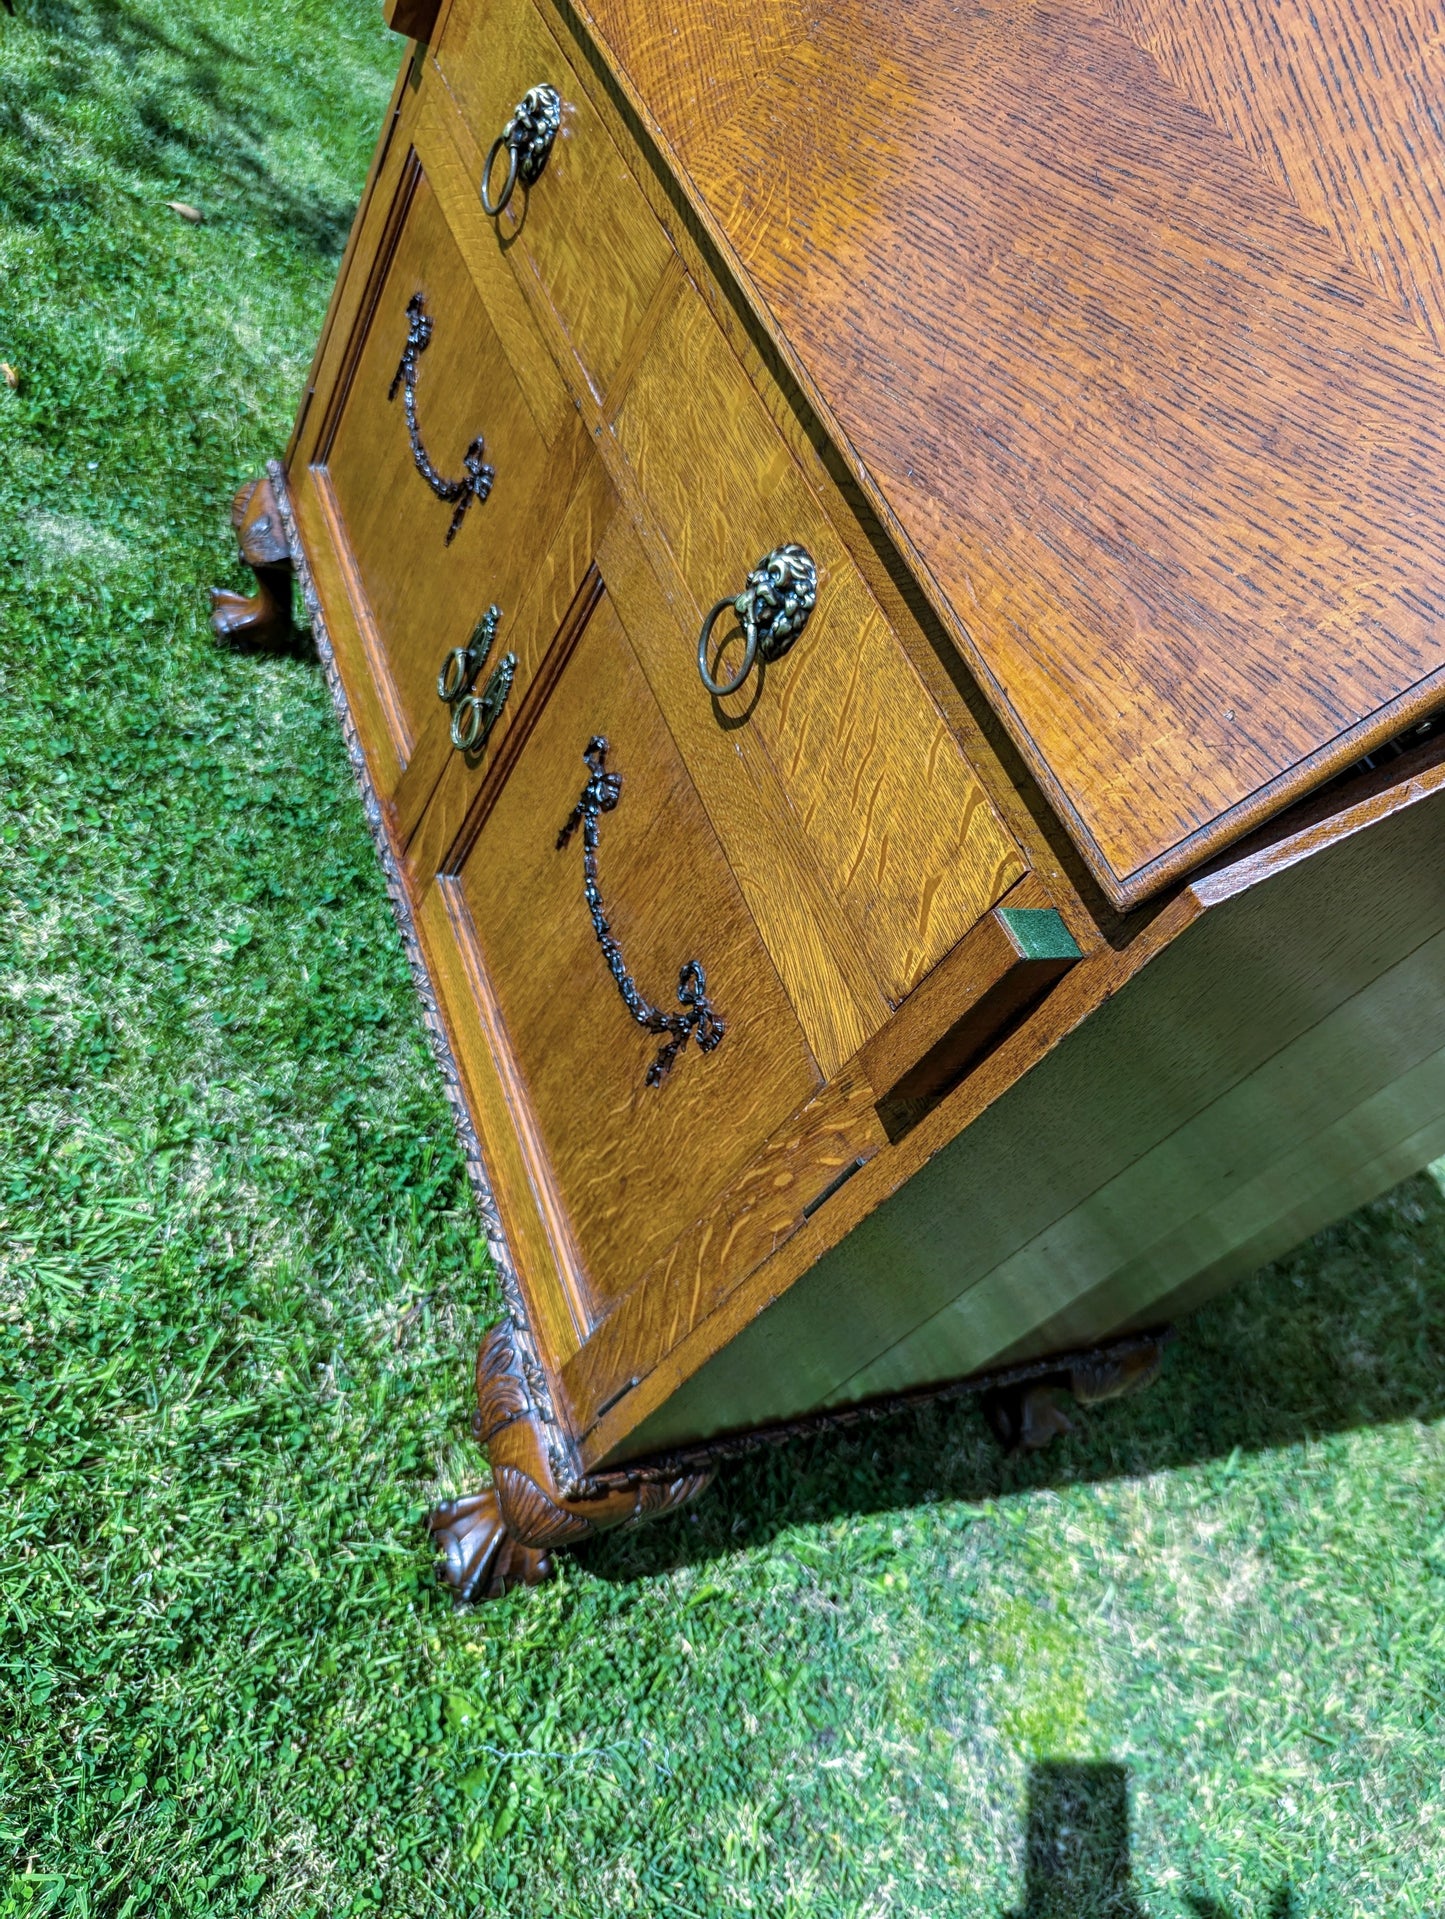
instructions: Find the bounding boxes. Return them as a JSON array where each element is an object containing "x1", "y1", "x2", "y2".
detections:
[
  {"x1": 480, "y1": 83, "x2": 562, "y2": 216},
  {"x1": 451, "y1": 654, "x2": 517, "y2": 754},
  {"x1": 437, "y1": 645, "x2": 475, "y2": 705},
  {"x1": 695, "y1": 544, "x2": 818, "y2": 699},
  {"x1": 438, "y1": 605, "x2": 501, "y2": 706},
  {"x1": 696, "y1": 595, "x2": 759, "y2": 698},
  {"x1": 437, "y1": 605, "x2": 516, "y2": 755}
]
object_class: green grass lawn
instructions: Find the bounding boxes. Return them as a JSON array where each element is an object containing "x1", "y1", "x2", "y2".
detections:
[{"x1": 2, "y1": 2, "x2": 1443, "y2": 1912}]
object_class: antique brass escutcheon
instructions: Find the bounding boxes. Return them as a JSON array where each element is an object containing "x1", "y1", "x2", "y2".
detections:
[
  {"x1": 480, "y1": 83, "x2": 563, "y2": 216},
  {"x1": 696, "y1": 543, "x2": 818, "y2": 698}
]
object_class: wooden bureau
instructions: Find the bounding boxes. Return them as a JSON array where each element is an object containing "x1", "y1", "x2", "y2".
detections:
[{"x1": 214, "y1": 0, "x2": 1445, "y2": 1598}]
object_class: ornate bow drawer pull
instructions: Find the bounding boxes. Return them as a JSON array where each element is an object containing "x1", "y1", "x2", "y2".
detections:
[
  {"x1": 481, "y1": 83, "x2": 562, "y2": 216},
  {"x1": 389, "y1": 291, "x2": 494, "y2": 542},
  {"x1": 438, "y1": 604, "x2": 517, "y2": 755},
  {"x1": 556, "y1": 737, "x2": 725, "y2": 1088},
  {"x1": 696, "y1": 543, "x2": 817, "y2": 698}
]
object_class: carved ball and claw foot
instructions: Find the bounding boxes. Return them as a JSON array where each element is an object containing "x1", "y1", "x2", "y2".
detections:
[
  {"x1": 981, "y1": 1335, "x2": 1166, "y2": 1454},
  {"x1": 429, "y1": 1322, "x2": 711, "y2": 1603},
  {"x1": 209, "y1": 475, "x2": 296, "y2": 651}
]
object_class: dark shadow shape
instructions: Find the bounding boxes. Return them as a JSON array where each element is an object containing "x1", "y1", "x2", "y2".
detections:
[
  {"x1": 581, "y1": 1170, "x2": 1445, "y2": 1585},
  {"x1": 1005, "y1": 1762, "x2": 1145, "y2": 1919},
  {"x1": 997, "y1": 1761, "x2": 1297, "y2": 1918},
  {"x1": 1187, "y1": 1891, "x2": 1296, "y2": 1918}
]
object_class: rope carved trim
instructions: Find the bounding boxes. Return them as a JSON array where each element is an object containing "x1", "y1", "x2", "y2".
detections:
[
  {"x1": 387, "y1": 292, "x2": 494, "y2": 544},
  {"x1": 556, "y1": 736, "x2": 725, "y2": 1087}
]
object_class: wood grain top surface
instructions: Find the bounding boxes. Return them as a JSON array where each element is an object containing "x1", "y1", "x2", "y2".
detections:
[{"x1": 569, "y1": 0, "x2": 1445, "y2": 905}]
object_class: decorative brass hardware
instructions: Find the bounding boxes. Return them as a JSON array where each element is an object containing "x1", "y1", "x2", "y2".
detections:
[
  {"x1": 438, "y1": 604, "x2": 517, "y2": 753},
  {"x1": 480, "y1": 83, "x2": 562, "y2": 216},
  {"x1": 556, "y1": 737, "x2": 725, "y2": 1087},
  {"x1": 696, "y1": 543, "x2": 818, "y2": 698},
  {"x1": 389, "y1": 292, "x2": 494, "y2": 542}
]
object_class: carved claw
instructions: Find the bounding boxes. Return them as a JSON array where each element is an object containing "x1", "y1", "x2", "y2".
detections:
[
  {"x1": 428, "y1": 1490, "x2": 554, "y2": 1602},
  {"x1": 982, "y1": 1334, "x2": 1168, "y2": 1455},
  {"x1": 981, "y1": 1382, "x2": 1075, "y2": 1454},
  {"x1": 1068, "y1": 1339, "x2": 1165, "y2": 1405},
  {"x1": 210, "y1": 475, "x2": 296, "y2": 651},
  {"x1": 428, "y1": 1321, "x2": 713, "y2": 1603}
]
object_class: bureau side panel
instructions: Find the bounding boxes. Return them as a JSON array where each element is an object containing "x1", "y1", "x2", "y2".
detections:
[{"x1": 606, "y1": 768, "x2": 1445, "y2": 1458}]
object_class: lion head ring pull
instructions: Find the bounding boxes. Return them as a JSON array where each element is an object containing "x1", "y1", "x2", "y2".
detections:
[
  {"x1": 696, "y1": 544, "x2": 818, "y2": 698},
  {"x1": 480, "y1": 83, "x2": 563, "y2": 216},
  {"x1": 438, "y1": 604, "x2": 517, "y2": 754}
]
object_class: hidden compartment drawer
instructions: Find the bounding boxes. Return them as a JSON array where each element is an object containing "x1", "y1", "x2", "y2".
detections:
[
  {"x1": 433, "y1": 0, "x2": 674, "y2": 398},
  {"x1": 611, "y1": 271, "x2": 1030, "y2": 1010}
]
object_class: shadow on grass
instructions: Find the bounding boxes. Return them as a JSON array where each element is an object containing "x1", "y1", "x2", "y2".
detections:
[
  {"x1": 0, "y1": 0, "x2": 358, "y2": 251},
  {"x1": 583, "y1": 1170, "x2": 1445, "y2": 1584},
  {"x1": 1002, "y1": 1761, "x2": 1293, "y2": 1919}
]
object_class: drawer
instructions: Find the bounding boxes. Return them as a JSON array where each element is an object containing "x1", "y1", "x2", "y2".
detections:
[
  {"x1": 314, "y1": 145, "x2": 583, "y2": 773},
  {"x1": 613, "y1": 273, "x2": 1029, "y2": 1006},
  {"x1": 434, "y1": 0, "x2": 674, "y2": 398},
  {"x1": 420, "y1": 527, "x2": 822, "y2": 1325}
]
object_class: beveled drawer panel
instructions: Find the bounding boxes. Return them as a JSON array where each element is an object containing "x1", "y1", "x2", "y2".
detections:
[
  {"x1": 434, "y1": 0, "x2": 674, "y2": 398},
  {"x1": 317, "y1": 153, "x2": 580, "y2": 772},
  {"x1": 613, "y1": 272, "x2": 1029, "y2": 1007}
]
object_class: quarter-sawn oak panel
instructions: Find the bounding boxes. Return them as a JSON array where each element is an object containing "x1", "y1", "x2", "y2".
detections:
[{"x1": 455, "y1": 586, "x2": 820, "y2": 1315}]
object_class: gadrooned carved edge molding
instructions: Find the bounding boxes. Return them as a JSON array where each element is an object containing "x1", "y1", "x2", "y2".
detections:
[{"x1": 264, "y1": 459, "x2": 581, "y2": 1497}]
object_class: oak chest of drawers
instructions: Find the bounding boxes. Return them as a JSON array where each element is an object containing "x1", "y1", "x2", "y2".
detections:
[{"x1": 216, "y1": 0, "x2": 1445, "y2": 1597}]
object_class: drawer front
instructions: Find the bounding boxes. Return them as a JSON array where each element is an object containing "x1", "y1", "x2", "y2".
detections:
[
  {"x1": 316, "y1": 149, "x2": 579, "y2": 770},
  {"x1": 434, "y1": 0, "x2": 673, "y2": 397},
  {"x1": 613, "y1": 274, "x2": 1029, "y2": 1006},
  {"x1": 436, "y1": 560, "x2": 821, "y2": 1319}
]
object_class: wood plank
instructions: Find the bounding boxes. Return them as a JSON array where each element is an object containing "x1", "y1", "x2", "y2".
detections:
[
  {"x1": 597, "y1": 508, "x2": 887, "y2": 1077},
  {"x1": 838, "y1": 921, "x2": 1445, "y2": 1400},
  {"x1": 454, "y1": 588, "x2": 821, "y2": 1316},
  {"x1": 535, "y1": 0, "x2": 1114, "y2": 942},
  {"x1": 1014, "y1": 1059, "x2": 1445, "y2": 1365},
  {"x1": 292, "y1": 468, "x2": 407, "y2": 803},
  {"x1": 435, "y1": 0, "x2": 675, "y2": 397},
  {"x1": 415, "y1": 883, "x2": 590, "y2": 1361},
  {"x1": 320, "y1": 164, "x2": 585, "y2": 766},
  {"x1": 414, "y1": 83, "x2": 575, "y2": 447},
  {"x1": 1110, "y1": 0, "x2": 1445, "y2": 352}
]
